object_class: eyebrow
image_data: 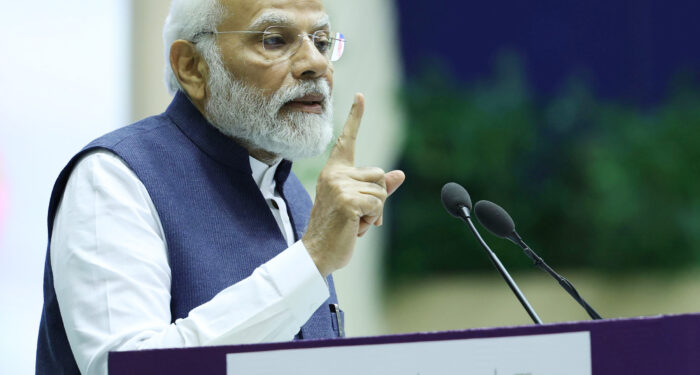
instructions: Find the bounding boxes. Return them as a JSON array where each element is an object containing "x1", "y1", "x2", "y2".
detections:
[
  {"x1": 313, "y1": 14, "x2": 331, "y2": 30},
  {"x1": 248, "y1": 11, "x2": 331, "y2": 31},
  {"x1": 249, "y1": 12, "x2": 293, "y2": 29}
]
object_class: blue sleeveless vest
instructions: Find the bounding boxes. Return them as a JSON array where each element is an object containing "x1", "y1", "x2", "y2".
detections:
[{"x1": 36, "y1": 92, "x2": 343, "y2": 374}]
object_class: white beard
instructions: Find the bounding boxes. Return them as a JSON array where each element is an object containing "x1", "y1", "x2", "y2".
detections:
[{"x1": 200, "y1": 42, "x2": 334, "y2": 161}]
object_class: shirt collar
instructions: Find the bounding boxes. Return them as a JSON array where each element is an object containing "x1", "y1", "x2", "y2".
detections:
[{"x1": 249, "y1": 156, "x2": 281, "y2": 194}]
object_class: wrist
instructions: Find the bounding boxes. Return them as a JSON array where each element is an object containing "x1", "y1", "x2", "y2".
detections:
[{"x1": 302, "y1": 236, "x2": 332, "y2": 277}]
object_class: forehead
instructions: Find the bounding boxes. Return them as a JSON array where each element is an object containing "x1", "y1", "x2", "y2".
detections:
[{"x1": 220, "y1": 0, "x2": 328, "y2": 29}]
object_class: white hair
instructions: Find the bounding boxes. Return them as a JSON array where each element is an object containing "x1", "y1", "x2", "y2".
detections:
[{"x1": 162, "y1": 0, "x2": 227, "y2": 95}]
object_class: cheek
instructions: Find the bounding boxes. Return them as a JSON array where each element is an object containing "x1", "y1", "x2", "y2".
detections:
[
  {"x1": 240, "y1": 62, "x2": 291, "y2": 94},
  {"x1": 223, "y1": 50, "x2": 288, "y2": 90}
]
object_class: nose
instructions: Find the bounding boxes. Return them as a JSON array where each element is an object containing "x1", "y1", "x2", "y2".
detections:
[{"x1": 290, "y1": 36, "x2": 329, "y2": 80}]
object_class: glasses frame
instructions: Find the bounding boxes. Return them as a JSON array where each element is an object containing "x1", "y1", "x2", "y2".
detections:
[{"x1": 193, "y1": 26, "x2": 346, "y2": 62}]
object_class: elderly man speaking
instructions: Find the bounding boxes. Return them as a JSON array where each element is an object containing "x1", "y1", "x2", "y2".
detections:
[{"x1": 36, "y1": 0, "x2": 405, "y2": 373}]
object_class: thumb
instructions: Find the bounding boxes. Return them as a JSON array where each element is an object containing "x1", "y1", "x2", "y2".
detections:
[
  {"x1": 373, "y1": 170, "x2": 405, "y2": 227},
  {"x1": 385, "y1": 170, "x2": 405, "y2": 196}
]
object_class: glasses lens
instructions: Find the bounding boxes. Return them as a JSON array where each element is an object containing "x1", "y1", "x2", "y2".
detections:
[
  {"x1": 311, "y1": 30, "x2": 331, "y2": 56},
  {"x1": 329, "y1": 32, "x2": 345, "y2": 62},
  {"x1": 261, "y1": 26, "x2": 295, "y2": 60},
  {"x1": 261, "y1": 26, "x2": 345, "y2": 62}
]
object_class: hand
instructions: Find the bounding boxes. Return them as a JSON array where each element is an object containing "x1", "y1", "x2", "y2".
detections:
[
  {"x1": 302, "y1": 93, "x2": 405, "y2": 277},
  {"x1": 357, "y1": 170, "x2": 404, "y2": 237}
]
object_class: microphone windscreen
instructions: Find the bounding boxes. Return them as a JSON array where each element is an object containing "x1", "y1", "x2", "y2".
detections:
[
  {"x1": 474, "y1": 200, "x2": 515, "y2": 238},
  {"x1": 441, "y1": 182, "x2": 473, "y2": 218}
]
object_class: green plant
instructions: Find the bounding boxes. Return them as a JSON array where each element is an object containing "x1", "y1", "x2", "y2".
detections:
[{"x1": 386, "y1": 55, "x2": 700, "y2": 282}]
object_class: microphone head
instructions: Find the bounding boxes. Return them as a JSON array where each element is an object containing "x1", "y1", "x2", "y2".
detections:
[
  {"x1": 474, "y1": 200, "x2": 516, "y2": 238},
  {"x1": 441, "y1": 182, "x2": 473, "y2": 218}
]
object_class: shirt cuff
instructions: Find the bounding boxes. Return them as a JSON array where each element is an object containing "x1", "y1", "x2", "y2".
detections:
[{"x1": 262, "y1": 240, "x2": 330, "y2": 325}]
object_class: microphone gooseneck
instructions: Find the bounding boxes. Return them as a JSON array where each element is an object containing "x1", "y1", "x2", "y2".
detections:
[
  {"x1": 474, "y1": 200, "x2": 602, "y2": 320},
  {"x1": 440, "y1": 183, "x2": 542, "y2": 325}
]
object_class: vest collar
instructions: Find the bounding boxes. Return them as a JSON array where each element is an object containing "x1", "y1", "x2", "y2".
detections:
[{"x1": 165, "y1": 91, "x2": 294, "y2": 180}]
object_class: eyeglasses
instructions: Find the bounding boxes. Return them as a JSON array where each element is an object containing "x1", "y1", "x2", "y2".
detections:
[{"x1": 194, "y1": 26, "x2": 346, "y2": 62}]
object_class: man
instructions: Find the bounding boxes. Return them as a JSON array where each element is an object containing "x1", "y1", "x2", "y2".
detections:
[{"x1": 36, "y1": 0, "x2": 405, "y2": 374}]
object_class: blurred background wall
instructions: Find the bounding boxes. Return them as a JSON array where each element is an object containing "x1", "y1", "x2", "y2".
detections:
[
  {"x1": 384, "y1": 0, "x2": 700, "y2": 331},
  {"x1": 0, "y1": 2, "x2": 130, "y2": 373},
  {"x1": 2, "y1": 0, "x2": 700, "y2": 373}
]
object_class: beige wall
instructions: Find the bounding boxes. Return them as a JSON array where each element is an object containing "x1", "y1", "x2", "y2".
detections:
[
  {"x1": 385, "y1": 269, "x2": 700, "y2": 333},
  {"x1": 129, "y1": 0, "x2": 404, "y2": 336},
  {"x1": 130, "y1": 0, "x2": 172, "y2": 122}
]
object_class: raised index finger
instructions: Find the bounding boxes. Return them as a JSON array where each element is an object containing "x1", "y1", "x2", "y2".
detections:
[{"x1": 329, "y1": 93, "x2": 365, "y2": 165}]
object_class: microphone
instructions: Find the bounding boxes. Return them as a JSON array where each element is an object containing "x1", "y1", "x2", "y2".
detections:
[
  {"x1": 474, "y1": 200, "x2": 602, "y2": 320},
  {"x1": 440, "y1": 183, "x2": 542, "y2": 325}
]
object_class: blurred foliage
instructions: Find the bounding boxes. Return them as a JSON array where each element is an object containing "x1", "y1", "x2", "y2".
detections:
[{"x1": 386, "y1": 54, "x2": 700, "y2": 283}]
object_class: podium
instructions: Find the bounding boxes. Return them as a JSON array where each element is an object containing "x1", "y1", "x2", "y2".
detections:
[{"x1": 109, "y1": 313, "x2": 700, "y2": 374}]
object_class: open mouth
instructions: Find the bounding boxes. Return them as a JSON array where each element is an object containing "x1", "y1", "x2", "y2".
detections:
[{"x1": 283, "y1": 94, "x2": 324, "y2": 114}]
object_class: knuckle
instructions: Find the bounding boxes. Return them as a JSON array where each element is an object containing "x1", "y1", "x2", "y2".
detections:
[
  {"x1": 367, "y1": 183, "x2": 387, "y2": 201},
  {"x1": 330, "y1": 181, "x2": 345, "y2": 197},
  {"x1": 336, "y1": 135, "x2": 353, "y2": 150},
  {"x1": 373, "y1": 168, "x2": 387, "y2": 187},
  {"x1": 363, "y1": 167, "x2": 384, "y2": 180},
  {"x1": 321, "y1": 170, "x2": 345, "y2": 190},
  {"x1": 318, "y1": 169, "x2": 335, "y2": 184},
  {"x1": 339, "y1": 191, "x2": 355, "y2": 206},
  {"x1": 370, "y1": 195, "x2": 384, "y2": 209}
]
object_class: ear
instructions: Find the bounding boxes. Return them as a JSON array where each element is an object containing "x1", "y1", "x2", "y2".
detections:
[{"x1": 169, "y1": 40, "x2": 208, "y2": 102}]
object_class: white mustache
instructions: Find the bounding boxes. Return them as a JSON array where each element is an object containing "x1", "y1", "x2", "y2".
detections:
[{"x1": 272, "y1": 80, "x2": 331, "y2": 111}]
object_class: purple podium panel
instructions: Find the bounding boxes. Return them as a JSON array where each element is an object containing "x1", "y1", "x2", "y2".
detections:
[{"x1": 109, "y1": 313, "x2": 700, "y2": 375}]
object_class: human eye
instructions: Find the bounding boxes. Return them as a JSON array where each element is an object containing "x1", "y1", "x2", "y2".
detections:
[
  {"x1": 313, "y1": 32, "x2": 331, "y2": 53},
  {"x1": 262, "y1": 31, "x2": 287, "y2": 50}
]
